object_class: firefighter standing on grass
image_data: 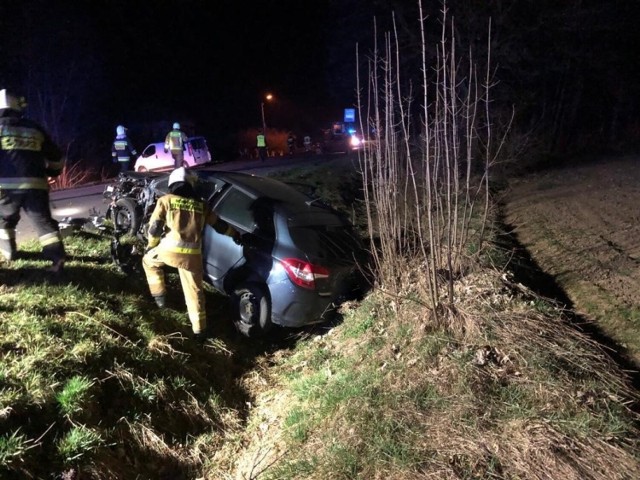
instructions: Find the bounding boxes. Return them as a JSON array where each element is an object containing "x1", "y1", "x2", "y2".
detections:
[
  {"x1": 142, "y1": 167, "x2": 241, "y2": 342},
  {"x1": 164, "y1": 122, "x2": 188, "y2": 168},
  {"x1": 111, "y1": 125, "x2": 137, "y2": 173},
  {"x1": 0, "y1": 88, "x2": 65, "y2": 273}
]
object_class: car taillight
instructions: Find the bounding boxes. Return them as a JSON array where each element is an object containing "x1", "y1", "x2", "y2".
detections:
[{"x1": 280, "y1": 258, "x2": 329, "y2": 290}]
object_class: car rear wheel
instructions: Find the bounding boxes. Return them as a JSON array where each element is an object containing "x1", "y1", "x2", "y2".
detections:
[
  {"x1": 111, "y1": 197, "x2": 142, "y2": 236},
  {"x1": 232, "y1": 283, "x2": 271, "y2": 337}
]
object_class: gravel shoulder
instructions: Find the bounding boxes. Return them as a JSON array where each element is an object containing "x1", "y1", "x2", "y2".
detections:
[{"x1": 502, "y1": 155, "x2": 640, "y2": 366}]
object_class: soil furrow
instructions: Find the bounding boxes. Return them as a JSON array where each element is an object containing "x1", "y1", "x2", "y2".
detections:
[{"x1": 503, "y1": 156, "x2": 640, "y2": 366}]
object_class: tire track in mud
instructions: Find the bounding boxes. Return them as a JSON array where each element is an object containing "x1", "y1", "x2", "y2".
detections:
[{"x1": 502, "y1": 156, "x2": 640, "y2": 367}]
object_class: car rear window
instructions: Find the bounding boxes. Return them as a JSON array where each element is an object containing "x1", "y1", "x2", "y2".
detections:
[
  {"x1": 289, "y1": 218, "x2": 362, "y2": 261},
  {"x1": 189, "y1": 138, "x2": 206, "y2": 150}
]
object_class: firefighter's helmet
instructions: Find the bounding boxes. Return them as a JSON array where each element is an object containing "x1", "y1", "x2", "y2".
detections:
[
  {"x1": 173, "y1": 122, "x2": 180, "y2": 130},
  {"x1": 168, "y1": 167, "x2": 195, "y2": 187},
  {"x1": 0, "y1": 89, "x2": 25, "y2": 112},
  {"x1": 116, "y1": 125, "x2": 126, "y2": 136}
]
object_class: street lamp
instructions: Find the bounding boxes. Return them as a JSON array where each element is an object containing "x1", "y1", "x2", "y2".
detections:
[{"x1": 261, "y1": 93, "x2": 274, "y2": 133}]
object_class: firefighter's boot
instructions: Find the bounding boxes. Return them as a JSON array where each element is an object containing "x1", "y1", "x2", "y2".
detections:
[
  {"x1": 0, "y1": 234, "x2": 17, "y2": 261},
  {"x1": 153, "y1": 295, "x2": 166, "y2": 308}
]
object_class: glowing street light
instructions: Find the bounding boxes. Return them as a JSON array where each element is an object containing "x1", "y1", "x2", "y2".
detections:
[{"x1": 261, "y1": 93, "x2": 274, "y2": 133}]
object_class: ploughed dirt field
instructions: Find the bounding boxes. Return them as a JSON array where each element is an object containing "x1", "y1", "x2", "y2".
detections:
[{"x1": 502, "y1": 155, "x2": 640, "y2": 369}]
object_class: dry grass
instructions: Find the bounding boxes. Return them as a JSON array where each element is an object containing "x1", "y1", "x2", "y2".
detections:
[
  {"x1": 224, "y1": 266, "x2": 640, "y2": 479},
  {"x1": 49, "y1": 160, "x2": 111, "y2": 190}
]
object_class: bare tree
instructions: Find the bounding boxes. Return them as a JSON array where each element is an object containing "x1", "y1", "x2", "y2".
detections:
[{"x1": 358, "y1": 0, "x2": 505, "y2": 324}]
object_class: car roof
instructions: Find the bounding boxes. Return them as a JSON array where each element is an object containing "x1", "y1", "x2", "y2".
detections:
[{"x1": 197, "y1": 170, "x2": 336, "y2": 214}]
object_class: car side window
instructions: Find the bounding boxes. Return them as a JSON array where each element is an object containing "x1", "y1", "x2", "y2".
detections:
[
  {"x1": 214, "y1": 187, "x2": 256, "y2": 232},
  {"x1": 195, "y1": 177, "x2": 225, "y2": 201},
  {"x1": 143, "y1": 145, "x2": 156, "y2": 157}
]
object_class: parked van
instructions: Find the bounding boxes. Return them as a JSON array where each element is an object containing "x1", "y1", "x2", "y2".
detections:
[{"x1": 133, "y1": 136, "x2": 212, "y2": 172}]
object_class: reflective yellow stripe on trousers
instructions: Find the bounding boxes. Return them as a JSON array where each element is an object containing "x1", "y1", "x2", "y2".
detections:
[
  {"x1": 40, "y1": 231, "x2": 62, "y2": 246},
  {"x1": 162, "y1": 240, "x2": 201, "y2": 255}
]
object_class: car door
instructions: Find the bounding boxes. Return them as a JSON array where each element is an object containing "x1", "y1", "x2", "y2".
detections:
[
  {"x1": 140, "y1": 143, "x2": 174, "y2": 171},
  {"x1": 202, "y1": 186, "x2": 257, "y2": 290},
  {"x1": 187, "y1": 137, "x2": 211, "y2": 166}
]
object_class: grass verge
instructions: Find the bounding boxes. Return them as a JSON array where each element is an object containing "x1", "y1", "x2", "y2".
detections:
[
  {"x1": 0, "y1": 234, "x2": 251, "y2": 479},
  {"x1": 2, "y1": 161, "x2": 639, "y2": 479},
  {"x1": 227, "y1": 260, "x2": 640, "y2": 479}
]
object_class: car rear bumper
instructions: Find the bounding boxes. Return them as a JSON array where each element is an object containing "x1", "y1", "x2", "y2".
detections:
[{"x1": 268, "y1": 273, "x2": 364, "y2": 328}]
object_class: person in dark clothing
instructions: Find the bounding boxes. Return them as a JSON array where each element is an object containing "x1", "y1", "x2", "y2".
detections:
[
  {"x1": 111, "y1": 124, "x2": 137, "y2": 173},
  {"x1": 287, "y1": 133, "x2": 295, "y2": 155},
  {"x1": 0, "y1": 88, "x2": 65, "y2": 273}
]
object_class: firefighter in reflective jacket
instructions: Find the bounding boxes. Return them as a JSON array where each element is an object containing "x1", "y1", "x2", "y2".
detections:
[
  {"x1": 142, "y1": 167, "x2": 240, "y2": 341},
  {"x1": 0, "y1": 88, "x2": 65, "y2": 272},
  {"x1": 164, "y1": 122, "x2": 188, "y2": 168},
  {"x1": 111, "y1": 125, "x2": 137, "y2": 173}
]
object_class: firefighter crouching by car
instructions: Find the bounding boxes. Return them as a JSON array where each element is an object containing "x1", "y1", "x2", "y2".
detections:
[
  {"x1": 142, "y1": 167, "x2": 241, "y2": 342},
  {"x1": 0, "y1": 88, "x2": 65, "y2": 273}
]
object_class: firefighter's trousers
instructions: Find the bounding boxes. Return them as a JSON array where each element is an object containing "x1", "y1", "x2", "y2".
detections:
[
  {"x1": 170, "y1": 150, "x2": 184, "y2": 168},
  {"x1": 142, "y1": 247, "x2": 206, "y2": 334},
  {"x1": 0, "y1": 189, "x2": 65, "y2": 263}
]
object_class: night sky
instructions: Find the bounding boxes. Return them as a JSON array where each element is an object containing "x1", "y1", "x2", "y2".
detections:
[
  {"x1": 1, "y1": 0, "x2": 639, "y2": 162},
  {"x1": 1, "y1": 0, "x2": 362, "y2": 158}
]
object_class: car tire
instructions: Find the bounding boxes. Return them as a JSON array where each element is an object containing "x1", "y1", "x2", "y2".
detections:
[
  {"x1": 232, "y1": 283, "x2": 272, "y2": 337},
  {"x1": 111, "y1": 197, "x2": 142, "y2": 236}
]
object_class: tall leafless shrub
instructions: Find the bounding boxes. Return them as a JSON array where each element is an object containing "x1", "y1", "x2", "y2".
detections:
[{"x1": 359, "y1": 1, "x2": 507, "y2": 318}]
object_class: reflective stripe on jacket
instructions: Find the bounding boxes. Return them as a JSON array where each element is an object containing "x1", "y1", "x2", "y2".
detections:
[
  {"x1": 147, "y1": 193, "x2": 237, "y2": 271},
  {"x1": 147, "y1": 194, "x2": 203, "y2": 270},
  {"x1": 164, "y1": 130, "x2": 187, "y2": 152},
  {"x1": 112, "y1": 136, "x2": 137, "y2": 162},
  {"x1": 0, "y1": 114, "x2": 63, "y2": 188}
]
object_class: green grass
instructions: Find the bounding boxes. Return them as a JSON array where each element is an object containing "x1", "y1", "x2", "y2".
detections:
[
  {"x1": 57, "y1": 375, "x2": 94, "y2": 416},
  {"x1": 2, "y1": 161, "x2": 640, "y2": 479},
  {"x1": 57, "y1": 425, "x2": 103, "y2": 462},
  {"x1": 0, "y1": 233, "x2": 246, "y2": 478},
  {"x1": 0, "y1": 430, "x2": 30, "y2": 467}
]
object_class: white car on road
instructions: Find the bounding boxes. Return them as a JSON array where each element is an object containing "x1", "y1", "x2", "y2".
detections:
[{"x1": 133, "y1": 136, "x2": 212, "y2": 172}]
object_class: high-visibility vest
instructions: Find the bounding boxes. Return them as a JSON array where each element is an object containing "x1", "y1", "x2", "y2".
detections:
[
  {"x1": 257, "y1": 134, "x2": 266, "y2": 147},
  {"x1": 165, "y1": 130, "x2": 187, "y2": 152}
]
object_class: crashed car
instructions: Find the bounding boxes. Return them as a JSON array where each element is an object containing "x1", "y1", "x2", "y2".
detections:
[{"x1": 105, "y1": 169, "x2": 370, "y2": 337}]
